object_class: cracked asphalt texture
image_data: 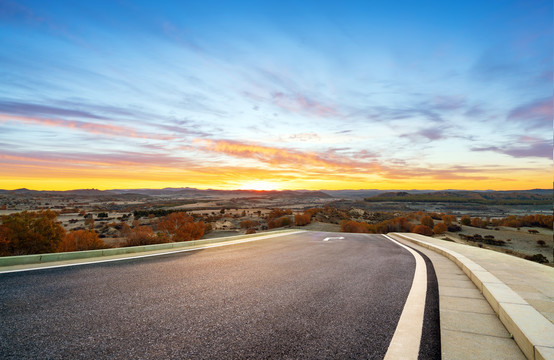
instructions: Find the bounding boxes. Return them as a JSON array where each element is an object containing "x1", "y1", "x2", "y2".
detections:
[{"x1": 0, "y1": 232, "x2": 436, "y2": 359}]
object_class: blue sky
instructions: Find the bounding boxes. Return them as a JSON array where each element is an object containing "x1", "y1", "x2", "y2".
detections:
[{"x1": 0, "y1": 0, "x2": 552, "y2": 190}]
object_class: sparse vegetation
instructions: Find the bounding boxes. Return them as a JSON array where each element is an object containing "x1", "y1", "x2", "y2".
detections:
[
  {"x1": 123, "y1": 225, "x2": 164, "y2": 246},
  {"x1": 294, "y1": 213, "x2": 312, "y2": 226},
  {"x1": 157, "y1": 212, "x2": 206, "y2": 242},
  {"x1": 58, "y1": 230, "x2": 109, "y2": 252},
  {"x1": 0, "y1": 210, "x2": 66, "y2": 256},
  {"x1": 364, "y1": 191, "x2": 552, "y2": 205},
  {"x1": 412, "y1": 224, "x2": 434, "y2": 236},
  {"x1": 524, "y1": 254, "x2": 549, "y2": 264},
  {"x1": 433, "y1": 223, "x2": 447, "y2": 234},
  {"x1": 268, "y1": 216, "x2": 292, "y2": 229},
  {"x1": 0, "y1": 189, "x2": 551, "y2": 265}
]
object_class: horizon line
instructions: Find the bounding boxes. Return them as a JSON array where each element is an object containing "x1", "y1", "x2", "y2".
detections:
[{"x1": 1, "y1": 187, "x2": 550, "y2": 193}]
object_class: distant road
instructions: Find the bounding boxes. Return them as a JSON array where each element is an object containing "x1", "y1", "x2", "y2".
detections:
[{"x1": 0, "y1": 232, "x2": 439, "y2": 359}]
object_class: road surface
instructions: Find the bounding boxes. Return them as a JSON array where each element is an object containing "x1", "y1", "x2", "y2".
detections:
[{"x1": 0, "y1": 232, "x2": 440, "y2": 359}]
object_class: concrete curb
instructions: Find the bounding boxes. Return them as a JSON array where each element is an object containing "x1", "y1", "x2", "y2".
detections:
[
  {"x1": 0, "y1": 229, "x2": 302, "y2": 267},
  {"x1": 389, "y1": 232, "x2": 554, "y2": 360}
]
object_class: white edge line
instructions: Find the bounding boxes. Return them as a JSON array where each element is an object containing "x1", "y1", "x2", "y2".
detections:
[
  {"x1": 382, "y1": 234, "x2": 427, "y2": 360},
  {"x1": 0, "y1": 231, "x2": 305, "y2": 274}
]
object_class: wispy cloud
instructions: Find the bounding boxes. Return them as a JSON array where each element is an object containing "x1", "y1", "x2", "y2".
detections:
[
  {"x1": 430, "y1": 95, "x2": 466, "y2": 111},
  {"x1": 472, "y1": 138, "x2": 552, "y2": 159},
  {"x1": 0, "y1": 114, "x2": 174, "y2": 140},
  {"x1": 0, "y1": 100, "x2": 105, "y2": 120},
  {"x1": 271, "y1": 92, "x2": 339, "y2": 118},
  {"x1": 413, "y1": 127, "x2": 446, "y2": 141},
  {"x1": 287, "y1": 132, "x2": 321, "y2": 142},
  {"x1": 380, "y1": 165, "x2": 491, "y2": 181},
  {"x1": 507, "y1": 97, "x2": 553, "y2": 129}
]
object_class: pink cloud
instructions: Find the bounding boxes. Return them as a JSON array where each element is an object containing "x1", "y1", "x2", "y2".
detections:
[
  {"x1": 271, "y1": 92, "x2": 339, "y2": 118},
  {"x1": 507, "y1": 98, "x2": 552, "y2": 129},
  {"x1": 0, "y1": 114, "x2": 174, "y2": 140}
]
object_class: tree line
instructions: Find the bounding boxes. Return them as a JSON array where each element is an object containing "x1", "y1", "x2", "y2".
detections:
[{"x1": 0, "y1": 210, "x2": 208, "y2": 256}]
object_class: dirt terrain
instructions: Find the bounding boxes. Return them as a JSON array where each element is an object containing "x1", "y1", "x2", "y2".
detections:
[
  {"x1": 0, "y1": 189, "x2": 551, "y2": 264},
  {"x1": 440, "y1": 225, "x2": 553, "y2": 261}
]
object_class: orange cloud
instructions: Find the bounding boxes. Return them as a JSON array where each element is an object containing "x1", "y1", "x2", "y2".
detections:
[
  {"x1": 195, "y1": 139, "x2": 379, "y2": 172},
  {"x1": 0, "y1": 143, "x2": 550, "y2": 191},
  {"x1": 0, "y1": 114, "x2": 174, "y2": 140}
]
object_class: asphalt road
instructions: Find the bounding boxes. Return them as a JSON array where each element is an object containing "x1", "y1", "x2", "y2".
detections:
[{"x1": 0, "y1": 232, "x2": 440, "y2": 359}]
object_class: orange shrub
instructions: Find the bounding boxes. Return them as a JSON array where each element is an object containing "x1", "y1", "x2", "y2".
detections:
[
  {"x1": 267, "y1": 208, "x2": 293, "y2": 221},
  {"x1": 294, "y1": 213, "x2": 312, "y2": 226},
  {"x1": 441, "y1": 214, "x2": 457, "y2": 225},
  {"x1": 340, "y1": 220, "x2": 370, "y2": 233},
  {"x1": 240, "y1": 220, "x2": 259, "y2": 229},
  {"x1": 412, "y1": 225, "x2": 434, "y2": 236},
  {"x1": 421, "y1": 216, "x2": 434, "y2": 228},
  {"x1": 58, "y1": 230, "x2": 108, "y2": 252},
  {"x1": 124, "y1": 225, "x2": 164, "y2": 246},
  {"x1": 433, "y1": 222, "x2": 448, "y2": 235},
  {"x1": 267, "y1": 216, "x2": 292, "y2": 229},
  {"x1": 158, "y1": 212, "x2": 206, "y2": 242},
  {"x1": 470, "y1": 217, "x2": 487, "y2": 228},
  {"x1": 0, "y1": 210, "x2": 66, "y2": 255}
]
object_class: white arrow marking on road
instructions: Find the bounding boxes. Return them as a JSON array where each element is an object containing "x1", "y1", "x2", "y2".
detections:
[{"x1": 323, "y1": 236, "x2": 344, "y2": 241}]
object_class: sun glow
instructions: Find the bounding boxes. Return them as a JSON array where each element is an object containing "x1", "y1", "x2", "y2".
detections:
[{"x1": 238, "y1": 180, "x2": 281, "y2": 191}]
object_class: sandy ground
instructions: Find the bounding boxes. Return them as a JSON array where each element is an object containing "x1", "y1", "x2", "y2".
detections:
[{"x1": 443, "y1": 225, "x2": 553, "y2": 262}]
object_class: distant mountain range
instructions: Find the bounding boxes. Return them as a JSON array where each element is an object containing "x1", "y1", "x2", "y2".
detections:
[
  {"x1": 363, "y1": 190, "x2": 552, "y2": 205},
  {"x1": 0, "y1": 187, "x2": 334, "y2": 199},
  {"x1": 0, "y1": 187, "x2": 551, "y2": 204}
]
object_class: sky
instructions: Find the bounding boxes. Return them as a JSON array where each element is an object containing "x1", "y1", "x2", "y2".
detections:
[{"x1": 0, "y1": 0, "x2": 552, "y2": 191}]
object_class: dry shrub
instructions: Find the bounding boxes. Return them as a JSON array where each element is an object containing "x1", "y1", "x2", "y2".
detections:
[
  {"x1": 0, "y1": 210, "x2": 66, "y2": 255},
  {"x1": 441, "y1": 214, "x2": 457, "y2": 225},
  {"x1": 240, "y1": 220, "x2": 259, "y2": 229},
  {"x1": 471, "y1": 217, "x2": 488, "y2": 228},
  {"x1": 58, "y1": 230, "x2": 109, "y2": 252},
  {"x1": 267, "y1": 208, "x2": 293, "y2": 221},
  {"x1": 267, "y1": 216, "x2": 291, "y2": 229},
  {"x1": 294, "y1": 213, "x2": 312, "y2": 226},
  {"x1": 420, "y1": 216, "x2": 434, "y2": 228},
  {"x1": 340, "y1": 220, "x2": 370, "y2": 233},
  {"x1": 158, "y1": 212, "x2": 206, "y2": 242},
  {"x1": 124, "y1": 225, "x2": 166, "y2": 246},
  {"x1": 412, "y1": 225, "x2": 434, "y2": 236},
  {"x1": 433, "y1": 222, "x2": 448, "y2": 235}
]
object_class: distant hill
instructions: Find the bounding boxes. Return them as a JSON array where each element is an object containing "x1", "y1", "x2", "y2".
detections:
[
  {"x1": 321, "y1": 189, "x2": 442, "y2": 199},
  {"x1": 0, "y1": 188, "x2": 107, "y2": 196},
  {"x1": 0, "y1": 187, "x2": 334, "y2": 199},
  {"x1": 364, "y1": 190, "x2": 553, "y2": 205},
  {"x1": 0, "y1": 187, "x2": 550, "y2": 204}
]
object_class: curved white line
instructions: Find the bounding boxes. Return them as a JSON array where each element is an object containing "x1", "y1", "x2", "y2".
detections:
[{"x1": 382, "y1": 234, "x2": 427, "y2": 360}]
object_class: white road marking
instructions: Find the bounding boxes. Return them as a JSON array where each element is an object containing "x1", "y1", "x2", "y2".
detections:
[
  {"x1": 382, "y1": 234, "x2": 427, "y2": 360},
  {"x1": 323, "y1": 236, "x2": 344, "y2": 241},
  {"x1": 0, "y1": 231, "x2": 305, "y2": 274}
]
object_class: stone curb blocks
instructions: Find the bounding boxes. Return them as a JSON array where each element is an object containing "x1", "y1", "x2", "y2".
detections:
[{"x1": 389, "y1": 232, "x2": 554, "y2": 360}]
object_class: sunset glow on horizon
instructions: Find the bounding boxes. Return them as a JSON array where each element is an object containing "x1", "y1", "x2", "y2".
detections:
[{"x1": 0, "y1": 1, "x2": 552, "y2": 191}]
